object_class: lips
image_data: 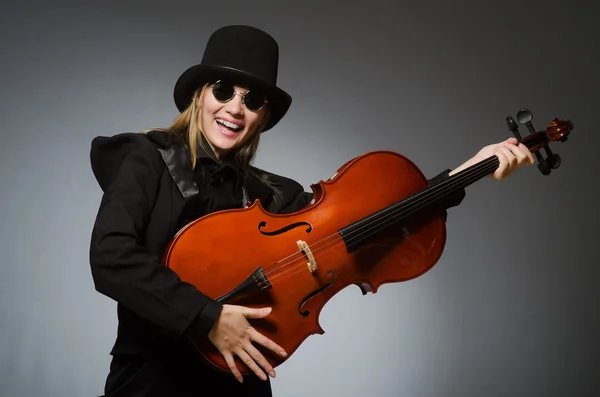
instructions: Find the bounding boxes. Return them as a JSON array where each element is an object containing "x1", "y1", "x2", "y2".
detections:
[
  {"x1": 216, "y1": 117, "x2": 243, "y2": 131},
  {"x1": 215, "y1": 119, "x2": 240, "y2": 137}
]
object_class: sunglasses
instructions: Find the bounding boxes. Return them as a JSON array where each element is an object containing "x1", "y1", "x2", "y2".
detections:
[{"x1": 209, "y1": 80, "x2": 268, "y2": 111}]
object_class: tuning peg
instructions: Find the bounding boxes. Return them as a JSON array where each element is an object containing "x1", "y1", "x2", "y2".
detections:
[
  {"x1": 506, "y1": 116, "x2": 523, "y2": 140},
  {"x1": 517, "y1": 109, "x2": 536, "y2": 133},
  {"x1": 537, "y1": 162, "x2": 552, "y2": 175},
  {"x1": 515, "y1": 108, "x2": 561, "y2": 173},
  {"x1": 547, "y1": 153, "x2": 561, "y2": 169},
  {"x1": 509, "y1": 110, "x2": 546, "y2": 171},
  {"x1": 516, "y1": 109, "x2": 533, "y2": 126}
]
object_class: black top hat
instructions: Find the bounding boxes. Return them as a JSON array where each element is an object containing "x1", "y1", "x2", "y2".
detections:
[{"x1": 173, "y1": 25, "x2": 292, "y2": 132}]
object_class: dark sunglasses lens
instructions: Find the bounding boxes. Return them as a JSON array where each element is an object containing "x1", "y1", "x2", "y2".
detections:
[
  {"x1": 212, "y1": 82, "x2": 234, "y2": 102},
  {"x1": 243, "y1": 91, "x2": 265, "y2": 110}
]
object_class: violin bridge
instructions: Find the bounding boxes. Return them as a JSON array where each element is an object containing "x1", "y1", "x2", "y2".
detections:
[{"x1": 297, "y1": 240, "x2": 318, "y2": 273}]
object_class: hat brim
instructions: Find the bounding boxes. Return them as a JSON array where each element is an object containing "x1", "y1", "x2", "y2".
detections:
[{"x1": 173, "y1": 64, "x2": 292, "y2": 132}]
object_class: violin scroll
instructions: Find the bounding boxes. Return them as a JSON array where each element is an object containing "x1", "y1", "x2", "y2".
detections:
[
  {"x1": 546, "y1": 118, "x2": 572, "y2": 143},
  {"x1": 505, "y1": 109, "x2": 573, "y2": 175}
]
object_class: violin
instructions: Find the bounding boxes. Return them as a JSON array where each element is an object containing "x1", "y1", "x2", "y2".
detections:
[{"x1": 163, "y1": 109, "x2": 572, "y2": 374}]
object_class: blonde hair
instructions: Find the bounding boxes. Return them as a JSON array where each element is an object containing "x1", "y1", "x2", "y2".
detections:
[
  {"x1": 146, "y1": 84, "x2": 267, "y2": 167},
  {"x1": 143, "y1": 83, "x2": 282, "y2": 205}
]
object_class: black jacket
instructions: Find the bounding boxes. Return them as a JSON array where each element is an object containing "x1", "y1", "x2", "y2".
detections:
[{"x1": 88, "y1": 130, "x2": 465, "y2": 358}]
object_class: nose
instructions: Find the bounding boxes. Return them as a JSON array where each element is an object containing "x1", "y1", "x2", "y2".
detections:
[{"x1": 225, "y1": 92, "x2": 244, "y2": 115}]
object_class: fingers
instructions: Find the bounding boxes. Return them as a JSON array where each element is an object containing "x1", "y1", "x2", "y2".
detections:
[
  {"x1": 235, "y1": 347, "x2": 270, "y2": 381},
  {"x1": 223, "y1": 331, "x2": 282, "y2": 383},
  {"x1": 501, "y1": 146, "x2": 518, "y2": 168},
  {"x1": 517, "y1": 143, "x2": 536, "y2": 164},
  {"x1": 506, "y1": 137, "x2": 535, "y2": 164},
  {"x1": 494, "y1": 147, "x2": 515, "y2": 179},
  {"x1": 210, "y1": 305, "x2": 284, "y2": 383},
  {"x1": 249, "y1": 327, "x2": 287, "y2": 357},
  {"x1": 240, "y1": 306, "x2": 287, "y2": 358},
  {"x1": 222, "y1": 351, "x2": 244, "y2": 383},
  {"x1": 243, "y1": 343, "x2": 277, "y2": 380},
  {"x1": 218, "y1": 335, "x2": 273, "y2": 383},
  {"x1": 240, "y1": 326, "x2": 287, "y2": 378},
  {"x1": 506, "y1": 142, "x2": 533, "y2": 164},
  {"x1": 242, "y1": 306, "x2": 272, "y2": 319},
  {"x1": 493, "y1": 139, "x2": 535, "y2": 179}
]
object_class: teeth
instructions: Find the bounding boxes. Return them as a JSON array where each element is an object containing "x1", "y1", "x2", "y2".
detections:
[{"x1": 217, "y1": 118, "x2": 242, "y2": 130}]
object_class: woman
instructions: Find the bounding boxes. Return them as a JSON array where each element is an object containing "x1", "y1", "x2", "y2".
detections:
[{"x1": 89, "y1": 25, "x2": 534, "y2": 397}]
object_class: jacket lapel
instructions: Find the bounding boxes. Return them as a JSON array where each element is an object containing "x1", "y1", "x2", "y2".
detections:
[
  {"x1": 146, "y1": 130, "x2": 199, "y2": 200},
  {"x1": 146, "y1": 130, "x2": 279, "y2": 212}
]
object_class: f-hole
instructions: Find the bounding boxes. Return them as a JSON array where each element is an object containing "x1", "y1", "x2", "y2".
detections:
[{"x1": 298, "y1": 271, "x2": 336, "y2": 316}]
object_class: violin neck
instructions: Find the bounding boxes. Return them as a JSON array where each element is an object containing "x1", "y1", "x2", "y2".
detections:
[
  {"x1": 340, "y1": 136, "x2": 548, "y2": 250},
  {"x1": 422, "y1": 135, "x2": 544, "y2": 211},
  {"x1": 399, "y1": 154, "x2": 501, "y2": 219},
  {"x1": 436, "y1": 132, "x2": 546, "y2": 196},
  {"x1": 431, "y1": 154, "x2": 501, "y2": 201},
  {"x1": 339, "y1": 154, "x2": 500, "y2": 250}
]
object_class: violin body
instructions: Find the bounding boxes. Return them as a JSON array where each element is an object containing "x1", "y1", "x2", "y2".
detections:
[
  {"x1": 164, "y1": 150, "x2": 448, "y2": 374},
  {"x1": 164, "y1": 114, "x2": 572, "y2": 375}
]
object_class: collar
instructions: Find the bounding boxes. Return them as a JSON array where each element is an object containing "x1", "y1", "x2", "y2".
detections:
[
  {"x1": 145, "y1": 129, "x2": 275, "y2": 206},
  {"x1": 195, "y1": 134, "x2": 244, "y2": 187},
  {"x1": 194, "y1": 135, "x2": 277, "y2": 210}
]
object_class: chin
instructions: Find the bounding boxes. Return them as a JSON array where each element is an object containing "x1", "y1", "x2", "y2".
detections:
[
  {"x1": 213, "y1": 136, "x2": 239, "y2": 150},
  {"x1": 205, "y1": 136, "x2": 241, "y2": 158}
]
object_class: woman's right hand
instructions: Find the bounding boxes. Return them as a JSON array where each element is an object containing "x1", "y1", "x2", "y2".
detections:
[{"x1": 207, "y1": 304, "x2": 287, "y2": 383}]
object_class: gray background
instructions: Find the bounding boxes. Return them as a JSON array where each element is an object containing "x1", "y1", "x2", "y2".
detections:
[{"x1": 1, "y1": 1, "x2": 598, "y2": 396}]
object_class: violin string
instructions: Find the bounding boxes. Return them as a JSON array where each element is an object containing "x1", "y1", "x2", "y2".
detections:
[
  {"x1": 262, "y1": 156, "x2": 499, "y2": 285},
  {"x1": 261, "y1": 156, "x2": 493, "y2": 274},
  {"x1": 267, "y1": 160, "x2": 500, "y2": 286},
  {"x1": 258, "y1": 164, "x2": 414, "y2": 273},
  {"x1": 264, "y1": 135, "x2": 541, "y2": 278},
  {"x1": 264, "y1": 156, "x2": 499, "y2": 284},
  {"x1": 342, "y1": 160, "x2": 500, "y2": 252},
  {"x1": 267, "y1": 160, "x2": 501, "y2": 287},
  {"x1": 264, "y1": 160, "x2": 500, "y2": 288}
]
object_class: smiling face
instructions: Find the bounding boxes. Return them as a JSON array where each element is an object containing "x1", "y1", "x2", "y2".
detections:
[{"x1": 198, "y1": 81, "x2": 268, "y2": 159}]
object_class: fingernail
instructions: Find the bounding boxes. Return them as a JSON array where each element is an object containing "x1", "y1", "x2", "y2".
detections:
[
  {"x1": 280, "y1": 351, "x2": 287, "y2": 357},
  {"x1": 270, "y1": 370, "x2": 276, "y2": 378}
]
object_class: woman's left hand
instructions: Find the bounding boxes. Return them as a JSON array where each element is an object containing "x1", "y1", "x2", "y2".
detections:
[{"x1": 450, "y1": 137, "x2": 535, "y2": 180}]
